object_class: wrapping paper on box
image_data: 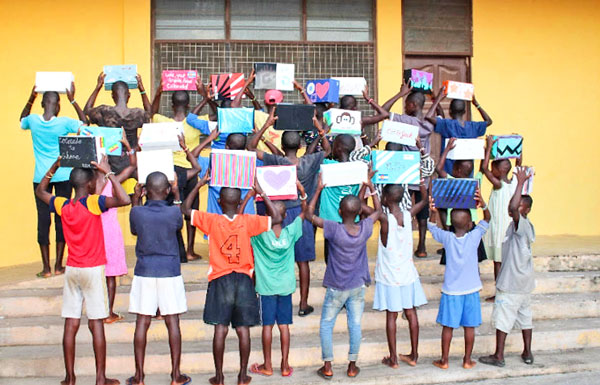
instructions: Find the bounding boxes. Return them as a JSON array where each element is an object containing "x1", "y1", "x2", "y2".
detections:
[
  {"x1": 80, "y1": 126, "x2": 123, "y2": 156},
  {"x1": 324, "y1": 108, "x2": 362, "y2": 135},
  {"x1": 137, "y1": 149, "x2": 175, "y2": 183},
  {"x1": 432, "y1": 178, "x2": 479, "y2": 209},
  {"x1": 274, "y1": 104, "x2": 315, "y2": 131},
  {"x1": 139, "y1": 122, "x2": 183, "y2": 152},
  {"x1": 58, "y1": 136, "x2": 104, "y2": 169},
  {"x1": 305, "y1": 79, "x2": 340, "y2": 103},
  {"x1": 403, "y1": 69, "x2": 433, "y2": 94},
  {"x1": 35, "y1": 72, "x2": 74, "y2": 93},
  {"x1": 371, "y1": 150, "x2": 420, "y2": 185},
  {"x1": 445, "y1": 138, "x2": 485, "y2": 160},
  {"x1": 255, "y1": 165, "x2": 298, "y2": 201},
  {"x1": 332, "y1": 77, "x2": 367, "y2": 96},
  {"x1": 492, "y1": 135, "x2": 523, "y2": 159},
  {"x1": 254, "y1": 63, "x2": 295, "y2": 91},
  {"x1": 320, "y1": 161, "x2": 368, "y2": 187},
  {"x1": 443, "y1": 80, "x2": 474, "y2": 101},
  {"x1": 211, "y1": 73, "x2": 244, "y2": 100},
  {"x1": 210, "y1": 149, "x2": 256, "y2": 189},
  {"x1": 162, "y1": 70, "x2": 198, "y2": 91},
  {"x1": 381, "y1": 120, "x2": 419, "y2": 145},
  {"x1": 516, "y1": 166, "x2": 534, "y2": 194},
  {"x1": 104, "y1": 65, "x2": 137, "y2": 90},
  {"x1": 217, "y1": 107, "x2": 254, "y2": 133}
]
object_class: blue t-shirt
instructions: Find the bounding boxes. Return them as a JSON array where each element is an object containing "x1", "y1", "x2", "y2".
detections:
[
  {"x1": 130, "y1": 200, "x2": 183, "y2": 277},
  {"x1": 186, "y1": 113, "x2": 228, "y2": 149},
  {"x1": 428, "y1": 220, "x2": 489, "y2": 295},
  {"x1": 434, "y1": 118, "x2": 488, "y2": 175},
  {"x1": 21, "y1": 114, "x2": 82, "y2": 183}
]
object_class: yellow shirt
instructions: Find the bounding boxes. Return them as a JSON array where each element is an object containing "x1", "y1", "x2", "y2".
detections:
[
  {"x1": 254, "y1": 110, "x2": 282, "y2": 152},
  {"x1": 152, "y1": 113, "x2": 200, "y2": 168}
]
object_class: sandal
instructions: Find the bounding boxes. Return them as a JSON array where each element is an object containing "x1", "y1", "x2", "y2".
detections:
[
  {"x1": 298, "y1": 305, "x2": 314, "y2": 317},
  {"x1": 171, "y1": 374, "x2": 192, "y2": 385},
  {"x1": 104, "y1": 313, "x2": 124, "y2": 324},
  {"x1": 54, "y1": 268, "x2": 65, "y2": 276},
  {"x1": 281, "y1": 367, "x2": 294, "y2": 377},
  {"x1": 316, "y1": 367, "x2": 333, "y2": 381},
  {"x1": 347, "y1": 367, "x2": 360, "y2": 378},
  {"x1": 250, "y1": 363, "x2": 273, "y2": 376},
  {"x1": 479, "y1": 356, "x2": 505, "y2": 367},
  {"x1": 522, "y1": 355, "x2": 534, "y2": 365},
  {"x1": 414, "y1": 251, "x2": 428, "y2": 258},
  {"x1": 36, "y1": 271, "x2": 52, "y2": 278},
  {"x1": 125, "y1": 377, "x2": 144, "y2": 385}
]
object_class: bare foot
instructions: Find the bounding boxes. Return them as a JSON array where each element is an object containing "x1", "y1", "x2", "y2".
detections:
[
  {"x1": 433, "y1": 360, "x2": 449, "y2": 369},
  {"x1": 209, "y1": 376, "x2": 224, "y2": 385},
  {"x1": 463, "y1": 359, "x2": 477, "y2": 369},
  {"x1": 485, "y1": 296, "x2": 496, "y2": 303},
  {"x1": 238, "y1": 373, "x2": 252, "y2": 385},
  {"x1": 54, "y1": 266, "x2": 65, "y2": 275},
  {"x1": 187, "y1": 253, "x2": 202, "y2": 261},
  {"x1": 99, "y1": 378, "x2": 120, "y2": 385},
  {"x1": 399, "y1": 354, "x2": 417, "y2": 367},
  {"x1": 60, "y1": 378, "x2": 75, "y2": 385},
  {"x1": 382, "y1": 356, "x2": 399, "y2": 368},
  {"x1": 37, "y1": 270, "x2": 52, "y2": 278},
  {"x1": 171, "y1": 374, "x2": 191, "y2": 385},
  {"x1": 250, "y1": 363, "x2": 273, "y2": 376}
]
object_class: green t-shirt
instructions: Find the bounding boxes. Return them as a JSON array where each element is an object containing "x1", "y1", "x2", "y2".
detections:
[
  {"x1": 445, "y1": 172, "x2": 483, "y2": 226},
  {"x1": 319, "y1": 159, "x2": 361, "y2": 223},
  {"x1": 251, "y1": 216, "x2": 303, "y2": 296}
]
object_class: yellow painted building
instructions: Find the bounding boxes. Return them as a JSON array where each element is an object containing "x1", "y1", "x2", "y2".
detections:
[{"x1": 1, "y1": 0, "x2": 598, "y2": 268}]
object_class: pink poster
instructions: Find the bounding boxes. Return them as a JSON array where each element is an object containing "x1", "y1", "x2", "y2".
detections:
[{"x1": 162, "y1": 70, "x2": 198, "y2": 91}]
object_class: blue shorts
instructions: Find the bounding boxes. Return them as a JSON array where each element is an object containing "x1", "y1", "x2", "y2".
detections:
[
  {"x1": 436, "y1": 292, "x2": 482, "y2": 328},
  {"x1": 260, "y1": 294, "x2": 293, "y2": 325}
]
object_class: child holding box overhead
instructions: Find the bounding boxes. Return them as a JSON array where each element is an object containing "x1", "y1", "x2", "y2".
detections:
[{"x1": 20, "y1": 82, "x2": 86, "y2": 278}]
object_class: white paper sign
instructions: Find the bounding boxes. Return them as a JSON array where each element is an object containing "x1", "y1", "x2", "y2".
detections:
[
  {"x1": 276, "y1": 63, "x2": 295, "y2": 91},
  {"x1": 35, "y1": 72, "x2": 74, "y2": 93},
  {"x1": 381, "y1": 120, "x2": 419, "y2": 146},
  {"x1": 137, "y1": 149, "x2": 175, "y2": 183},
  {"x1": 256, "y1": 165, "x2": 298, "y2": 200},
  {"x1": 139, "y1": 122, "x2": 183, "y2": 152},
  {"x1": 516, "y1": 166, "x2": 534, "y2": 195},
  {"x1": 207, "y1": 121, "x2": 218, "y2": 132},
  {"x1": 320, "y1": 161, "x2": 368, "y2": 187},
  {"x1": 333, "y1": 77, "x2": 367, "y2": 96},
  {"x1": 445, "y1": 138, "x2": 485, "y2": 160}
]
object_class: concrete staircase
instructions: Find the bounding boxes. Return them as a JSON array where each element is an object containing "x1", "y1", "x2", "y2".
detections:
[{"x1": 1, "y1": 253, "x2": 599, "y2": 384}]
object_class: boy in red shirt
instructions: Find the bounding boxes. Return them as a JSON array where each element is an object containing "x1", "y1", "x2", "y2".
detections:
[
  {"x1": 35, "y1": 156, "x2": 131, "y2": 385},
  {"x1": 182, "y1": 178, "x2": 276, "y2": 385}
]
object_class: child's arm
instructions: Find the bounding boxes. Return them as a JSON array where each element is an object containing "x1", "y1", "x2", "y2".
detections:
[
  {"x1": 84, "y1": 72, "x2": 105, "y2": 119},
  {"x1": 181, "y1": 172, "x2": 210, "y2": 219},
  {"x1": 136, "y1": 74, "x2": 152, "y2": 114},
  {"x1": 115, "y1": 132, "x2": 137, "y2": 183},
  {"x1": 92, "y1": 156, "x2": 131, "y2": 208},
  {"x1": 509, "y1": 167, "x2": 529, "y2": 228},
  {"x1": 190, "y1": 79, "x2": 212, "y2": 115},
  {"x1": 410, "y1": 181, "x2": 429, "y2": 217},
  {"x1": 293, "y1": 80, "x2": 312, "y2": 105},
  {"x1": 382, "y1": 79, "x2": 412, "y2": 112},
  {"x1": 474, "y1": 188, "x2": 491, "y2": 222},
  {"x1": 131, "y1": 183, "x2": 144, "y2": 207},
  {"x1": 297, "y1": 180, "x2": 308, "y2": 220},
  {"x1": 244, "y1": 88, "x2": 263, "y2": 110},
  {"x1": 35, "y1": 158, "x2": 61, "y2": 205},
  {"x1": 262, "y1": 139, "x2": 284, "y2": 156},
  {"x1": 361, "y1": 85, "x2": 390, "y2": 126},
  {"x1": 231, "y1": 69, "x2": 255, "y2": 108},
  {"x1": 428, "y1": 196, "x2": 441, "y2": 228},
  {"x1": 238, "y1": 189, "x2": 256, "y2": 215},
  {"x1": 254, "y1": 178, "x2": 282, "y2": 224},
  {"x1": 472, "y1": 95, "x2": 492, "y2": 126},
  {"x1": 310, "y1": 116, "x2": 332, "y2": 157},
  {"x1": 65, "y1": 82, "x2": 88, "y2": 123},
  {"x1": 177, "y1": 135, "x2": 203, "y2": 180},
  {"x1": 481, "y1": 135, "x2": 502, "y2": 189},
  {"x1": 306, "y1": 174, "x2": 326, "y2": 228},
  {"x1": 247, "y1": 108, "x2": 277, "y2": 159},
  {"x1": 436, "y1": 137, "x2": 456, "y2": 178},
  {"x1": 170, "y1": 174, "x2": 181, "y2": 204},
  {"x1": 150, "y1": 81, "x2": 163, "y2": 116},
  {"x1": 190, "y1": 128, "x2": 220, "y2": 158},
  {"x1": 366, "y1": 181, "x2": 383, "y2": 223},
  {"x1": 424, "y1": 85, "x2": 446, "y2": 125},
  {"x1": 20, "y1": 85, "x2": 37, "y2": 120}
]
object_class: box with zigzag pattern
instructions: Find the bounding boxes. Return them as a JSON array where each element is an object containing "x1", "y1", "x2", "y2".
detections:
[{"x1": 492, "y1": 135, "x2": 523, "y2": 159}]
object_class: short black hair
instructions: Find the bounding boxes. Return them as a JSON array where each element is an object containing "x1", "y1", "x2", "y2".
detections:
[
  {"x1": 406, "y1": 91, "x2": 425, "y2": 108},
  {"x1": 385, "y1": 142, "x2": 404, "y2": 151},
  {"x1": 334, "y1": 134, "x2": 356, "y2": 155},
  {"x1": 69, "y1": 168, "x2": 94, "y2": 187},
  {"x1": 282, "y1": 131, "x2": 301, "y2": 151},
  {"x1": 220, "y1": 99, "x2": 232, "y2": 108},
  {"x1": 340, "y1": 194, "x2": 361, "y2": 216},
  {"x1": 450, "y1": 99, "x2": 466, "y2": 114},
  {"x1": 382, "y1": 184, "x2": 404, "y2": 203},
  {"x1": 220, "y1": 187, "x2": 242, "y2": 203},
  {"x1": 340, "y1": 95, "x2": 357, "y2": 110},
  {"x1": 226, "y1": 133, "x2": 246, "y2": 150},
  {"x1": 145, "y1": 171, "x2": 169, "y2": 193},
  {"x1": 42, "y1": 91, "x2": 59, "y2": 105},
  {"x1": 521, "y1": 195, "x2": 533, "y2": 209},
  {"x1": 172, "y1": 90, "x2": 190, "y2": 107},
  {"x1": 111, "y1": 81, "x2": 129, "y2": 94},
  {"x1": 450, "y1": 208, "x2": 471, "y2": 226}
]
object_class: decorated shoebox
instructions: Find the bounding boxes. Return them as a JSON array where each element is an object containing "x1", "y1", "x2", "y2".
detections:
[
  {"x1": 305, "y1": 78, "x2": 340, "y2": 103},
  {"x1": 516, "y1": 166, "x2": 535, "y2": 195},
  {"x1": 320, "y1": 161, "x2": 368, "y2": 187},
  {"x1": 274, "y1": 104, "x2": 316, "y2": 131},
  {"x1": 323, "y1": 108, "x2": 362, "y2": 135},
  {"x1": 137, "y1": 149, "x2": 175, "y2": 183},
  {"x1": 443, "y1": 80, "x2": 474, "y2": 101},
  {"x1": 161, "y1": 70, "x2": 198, "y2": 91},
  {"x1": 403, "y1": 69, "x2": 433, "y2": 94},
  {"x1": 432, "y1": 178, "x2": 479, "y2": 209},
  {"x1": 491, "y1": 135, "x2": 523, "y2": 159},
  {"x1": 104, "y1": 64, "x2": 137, "y2": 90},
  {"x1": 332, "y1": 77, "x2": 367, "y2": 96},
  {"x1": 139, "y1": 122, "x2": 183, "y2": 152},
  {"x1": 211, "y1": 73, "x2": 245, "y2": 100},
  {"x1": 35, "y1": 72, "x2": 74, "y2": 93},
  {"x1": 255, "y1": 165, "x2": 298, "y2": 201},
  {"x1": 371, "y1": 150, "x2": 420, "y2": 185},
  {"x1": 80, "y1": 126, "x2": 124, "y2": 157},
  {"x1": 381, "y1": 120, "x2": 419, "y2": 146},
  {"x1": 253, "y1": 63, "x2": 295, "y2": 91},
  {"x1": 210, "y1": 149, "x2": 257, "y2": 189},
  {"x1": 445, "y1": 138, "x2": 485, "y2": 160},
  {"x1": 58, "y1": 136, "x2": 104, "y2": 169},
  {"x1": 217, "y1": 107, "x2": 255, "y2": 134}
]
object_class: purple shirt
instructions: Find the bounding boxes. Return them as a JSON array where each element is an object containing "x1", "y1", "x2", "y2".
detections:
[
  {"x1": 389, "y1": 112, "x2": 434, "y2": 154},
  {"x1": 322, "y1": 217, "x2": 374, "y2": 290}
]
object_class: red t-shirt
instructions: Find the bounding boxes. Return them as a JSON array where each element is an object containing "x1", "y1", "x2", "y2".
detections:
[
  {"x1": 50, "y1": 195, "x2": 108, "y2": 268},
  {"x1": 191, "y1": 210, "x2": 271, "y2": 281}
]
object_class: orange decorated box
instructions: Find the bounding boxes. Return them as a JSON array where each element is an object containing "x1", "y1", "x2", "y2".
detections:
[{"x1": 443, "y1": 80, "x2": 474, "y2": 101}]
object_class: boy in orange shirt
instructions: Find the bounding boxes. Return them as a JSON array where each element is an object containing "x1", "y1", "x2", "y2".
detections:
[{"x1": 181, "y1": 178, "x2": 278, "y2": 385}]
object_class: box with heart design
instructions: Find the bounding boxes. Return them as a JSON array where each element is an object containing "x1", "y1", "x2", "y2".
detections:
[
  {"x1": 305, "y1": 78, "x2": 340, "y2": 103},
  {"x1": 255, "y1": 165, "x2": 298, "y2": 201}
]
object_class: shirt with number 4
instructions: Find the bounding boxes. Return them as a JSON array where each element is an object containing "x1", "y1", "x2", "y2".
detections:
[{"x1": 191, "y1": 210, "x2": 271, "y2": 281}]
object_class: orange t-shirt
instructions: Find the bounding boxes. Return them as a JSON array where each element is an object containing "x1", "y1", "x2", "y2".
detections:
[{"x1": 191, "y1": 210, "x2": 271, "y2": 281}]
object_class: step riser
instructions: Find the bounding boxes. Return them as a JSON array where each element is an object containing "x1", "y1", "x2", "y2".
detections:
[
  {"x1": 3, "y1": 273, "x2": 599, "y2": 317},
  {"x1": 3, "y1": 299, "x2": 599, "y2": 346},
  {"x1": 2, "y1": 327, "x2": 599, "y2": 377}
]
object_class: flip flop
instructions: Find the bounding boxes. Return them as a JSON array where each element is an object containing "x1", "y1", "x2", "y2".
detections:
[
  {"x1": 522, "y1": 355, "x2": 534, "y2": 365},
  {"x1": 479, "y1": 356, "x2": 505, "y2": 367},
  {"x1": 104, "y1": 313, "x2": 124, "y2": 324},
  {"x1": 36, "y1": 271, "x2": 52, "y2": 278},
  {"x1": 281, "y1": 367, "x2": 294, "y2": 377},
  {"x1": 171, "y1": 374, "x2": 192, "y2": 385},
  {"x1": 54, "y1": 269, "x2": 65, "y2": 276},
  {"x1": 347, "y1": 367, "x2": 360, "y2": 378},
  {"x1": 414, "y1": 251, "x2": 428, "y2": 258},
  {"x1": 316, "y1": 367, "x2": 333, "y2": 380},
  {"x1": 125, "y1": 377, "x2": 144, "y2": 385},
  {"x1": 250, "y1": 363, "x2": 273, "y2": 376},
  {"x1": 298, "y1": 305, "x2": 314, "y2": 317}
]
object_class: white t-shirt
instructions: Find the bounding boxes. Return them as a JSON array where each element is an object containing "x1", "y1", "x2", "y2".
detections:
[{"x1": 375, "y1": 211, "x2": 419, "y2": 287}]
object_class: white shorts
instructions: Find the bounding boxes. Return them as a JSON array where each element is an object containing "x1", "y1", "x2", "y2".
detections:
[
  {"x1": 129, "y1": 275, "x2": 187, "y2": 316},
  {"x1": 492, "y1": 289, "x2": 533, "y2": 333},
  {"x1": 62, "y1": 265, "x2": 109, "y2": 320}
]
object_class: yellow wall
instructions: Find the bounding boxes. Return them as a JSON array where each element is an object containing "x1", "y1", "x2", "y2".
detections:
[{"x1": 0, "y1": 0, "x2": 151, "y2": 268}]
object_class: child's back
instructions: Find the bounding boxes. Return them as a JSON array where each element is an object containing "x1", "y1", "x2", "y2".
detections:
[
  {"x1": 375, "y1": 211, "x2": 418, "y2": 286},
  {"x1": 496, "y1": 214, "x2": 535, "y2": 294}
]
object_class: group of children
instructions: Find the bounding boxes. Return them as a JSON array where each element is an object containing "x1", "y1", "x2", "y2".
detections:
[{"x1": 23, "y1": 70, "x2": 535, "y2": 385}]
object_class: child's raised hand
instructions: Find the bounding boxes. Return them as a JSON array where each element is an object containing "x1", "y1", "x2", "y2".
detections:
[
  {"x1": 448, "y1": 137, "x2": 457, "y2": 150},
  {"x1": 400, "y1": 78, "x2": 412, "y2": 94},
  {"x1": 170, "y1": 172, "x2": 179, "y2": 189},
  {"x1": 66, "y1": 82, "x2": 75, "y2": 102},
  {"x1": 200, "y1": 169, "x2": 211, "y2": 186},
  {"x1": 474, "y1": 188, "x2": 486, "y2": 209},
  {"x1": 266, "y1": 107, "x2": 277, "y2": 127},
  {"x1": 292, "y1": 80, "x2": 303, "y2": 91},
  {"x1": 317, "y1": 173, "x2": 326, "y2": 190},
  {"x1": 30, "y1": 85, "x2": 38, "y2": 98},
  {"x1": 196, "y1": 78, "x2": 206, "y2": 96},
  {"x1": 428, "y1": 195, "x2": 438, "y2": 213},
  {"x1": 313, "y1": 116, "x2": 325, "y2": 136},
  {"x1": 362, "y1": 84, "x2": 370, "y2": 100},
  {"x1": 136, "y1": 74, "x2": 146, "y2": 92},
  {"x1": 515, "y1": 166, "x2": 529, "y2": 184},
  {"x1": 96, "y1": 72, "x2": 105, "y2": 88},
  {"x1": 253, "y1": 176, "x2": 265, "y2": 195},
  {"x1": 177, "y1": 134, "x2": 187, "y2": 152},
  {"x1": 296, "y1": 179, "x2": 306, "y2": 195},
  {"x1": 367, "y1": 164, "x2": 377, "y2": 181},
  {"x1": 92, "y1": 155, "x2": 111, "y2": 175},
  {"x1": 120, "y1": 129, "x2": 132, "y2": 152},
  {"x1": 133, "y1": 183, "x2": 145, "y2": 198}
]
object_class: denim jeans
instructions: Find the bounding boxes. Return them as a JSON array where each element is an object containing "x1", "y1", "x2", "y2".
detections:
[{"x1": 319, "y1": 285, "x2": 366, "y2": 362}]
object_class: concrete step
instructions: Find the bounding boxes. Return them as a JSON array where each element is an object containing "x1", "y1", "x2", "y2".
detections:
[
  {"x1": 4, "y1": 253, "x2": 599, "y2": 291},
  {"x1": 1, "y1": 316, "x2": 599, "y2": 377},
  {"x1": 3, "y1": 348, "x2": 600, "y2": 385},
  {"x1": 2, "y1": 270, "x2": 599, "y2": 318},
  {"x1": 2, "y1": 292, "x2": 598, "y2": 346}
]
